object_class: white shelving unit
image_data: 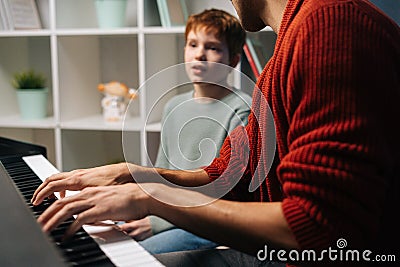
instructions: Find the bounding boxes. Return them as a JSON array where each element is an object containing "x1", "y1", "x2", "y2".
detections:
[{"x1": 0, "y1": 0, "x2": 276, "y2": 171}]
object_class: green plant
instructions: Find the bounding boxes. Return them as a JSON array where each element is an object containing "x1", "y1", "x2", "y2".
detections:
[{"x1": 12, "y1": 69, "x2": 47, "y2": 89}]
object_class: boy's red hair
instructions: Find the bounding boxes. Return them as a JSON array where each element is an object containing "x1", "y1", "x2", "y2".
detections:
[{"x1": 185, "y1": 9, "x2": 246, "y2": 60}]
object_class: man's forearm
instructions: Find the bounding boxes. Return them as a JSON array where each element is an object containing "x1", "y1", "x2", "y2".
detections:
[
  {"x1": 157, "y1": 168, "x2": 211, "y2": 186},
  {"x1": 145, "y1": 184, "x2": 299, "y2": 255},
  {"x1": 127, "y1": 163, "x2": 210, "y2": 187}
]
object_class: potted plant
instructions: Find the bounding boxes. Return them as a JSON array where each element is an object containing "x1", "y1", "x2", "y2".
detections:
[{"x1": 12, "y1": 69, "x2": 48, "y2": 120}]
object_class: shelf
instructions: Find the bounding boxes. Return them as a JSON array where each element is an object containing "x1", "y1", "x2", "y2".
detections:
[
  {"x1": 145, "y1": 122, "x2": 161, "y2": 132},
  {"x1": 60, "y1": 115, "x2": 143, "y2": 131},
  {"x1": 142, "y1": 26, "x2": 186, "y2": 34},
  {"x1": 0, "y1": 30, "x2": 52, "y2": 37},
  {"x1": 55, "y1": 28, "x2": 140, "y2": 36},
  {"x1": 0, "y1": 115, "x2": 56, "y2": 129}
]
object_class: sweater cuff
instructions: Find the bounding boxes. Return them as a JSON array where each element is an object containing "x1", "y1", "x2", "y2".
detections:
[
  {"x1": 203, "y1": 163, "x2": 222, "y2": 182},
  {"x1": 282, "y1": 199, "x2": 331, "y2": 250}
]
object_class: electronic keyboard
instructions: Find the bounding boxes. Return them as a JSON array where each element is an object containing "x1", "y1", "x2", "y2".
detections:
[{"x1": 0, "y1": 136, "x2": 163, "y2": 267}]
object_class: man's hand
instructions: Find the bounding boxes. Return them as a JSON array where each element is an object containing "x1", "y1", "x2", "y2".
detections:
[
  {"x1": 37, "y1": 183, "x2": 152, "y2": 239},
  {"x1": 31, "y1": 163, "x2": 132, "y2": 205},
  {"x1": 119, "y1": 217, "x2": 153, "y2": 241}
]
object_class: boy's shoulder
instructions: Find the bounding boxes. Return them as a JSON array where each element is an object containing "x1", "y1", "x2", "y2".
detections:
[
  {"x1": 224, "y1": 88, "x2": 252, "y2": 107},
  {"x1": 164, "y1": 91, "x2": 193, "y2": 111},
  {"x1": 163, "y1": 89, "x2": 252, "y2": 113},
  {"x1": 168, "y1": 90, "x2": 193, "y2": 104}
]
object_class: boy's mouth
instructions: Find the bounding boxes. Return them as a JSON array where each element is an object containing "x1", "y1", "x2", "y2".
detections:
[{"x1": 191, "y1": 64, "x2": 207, "y2": 73}]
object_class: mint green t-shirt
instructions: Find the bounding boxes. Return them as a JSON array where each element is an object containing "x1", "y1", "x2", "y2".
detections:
[
  {"x1": 150, "y1": 89, "x2": 252, "y2": 234},
  {"x1": 154, "y1": 89, "x2": 252, "y2": 170}
]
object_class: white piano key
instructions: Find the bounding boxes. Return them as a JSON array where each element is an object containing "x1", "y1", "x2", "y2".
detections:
[
  {"x1": 23, "y1": 154, "x2": 59, "y2": 181},
  {"x1": 83, "y1": 224, "x2": 164, "y2": 267},
  {"x1": 23, "y1": 154, "x2": 78, "y2": 199}
]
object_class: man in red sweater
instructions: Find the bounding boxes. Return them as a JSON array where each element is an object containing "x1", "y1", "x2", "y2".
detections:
[{"x1": 32, "y1": 0, "x2": 399, "y2": 266}]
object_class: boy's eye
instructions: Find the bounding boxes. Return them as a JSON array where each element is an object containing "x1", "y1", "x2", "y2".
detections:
[
  {"x1": 207, "y1": 45, "x2": 220, "y2": 51},
  {"x1": 187, "y1": 42, "x2": 197, "y2": 48}
]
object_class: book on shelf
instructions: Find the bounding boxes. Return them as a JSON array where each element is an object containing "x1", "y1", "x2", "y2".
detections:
[
  {"x1": 0, "y1": 1, "x2": 5, "y2": 30},
  {"x1": 0, "y1": 0, "x2": 42, "y2": 30},
  {"x1": 244, "y1": 36, "x2": 270, "y2": 78},
  {"x1": 243, "y1": 42, "x2": 260, "y2": 79},
  {"x1": 157, "y1": 0, "x2": 188, "y2": 27},
  {"x1": 144, "y1": 0, "x2": 161, "y2": 26},
  {"x1": 0, "y1": 0, "x2": 12, "y2": 30},
  {"x1": 156, "y1": 0, "x2": 168, "y2": 27}
]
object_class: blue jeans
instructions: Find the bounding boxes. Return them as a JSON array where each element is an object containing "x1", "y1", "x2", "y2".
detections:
[
  {"x1": 139, "y1": 228, "x2": 218, "y2": 254},
  {"x1": 155, "y1": 248, "x2": 287, "y2": 267}
]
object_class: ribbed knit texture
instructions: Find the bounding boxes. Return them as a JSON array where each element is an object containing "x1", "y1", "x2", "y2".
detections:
[{"x1": 204, "y1": 0, "x2": 400, "y2": 265}]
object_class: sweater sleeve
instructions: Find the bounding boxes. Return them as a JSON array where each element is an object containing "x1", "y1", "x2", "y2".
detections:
[
  {"x1": 204, "y1": 90, "x2": 254, "y2": 184},
  {"x1": 280, "y1": 4, "x2": 399, "y2": 250},
  {"x1": 204, "y1": 116, "x2": 254, "y2": 201}
]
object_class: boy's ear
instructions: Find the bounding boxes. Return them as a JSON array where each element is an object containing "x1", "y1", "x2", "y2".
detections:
[{"x1": 229, "y1": 54, "x2": 241, "y2": 68}]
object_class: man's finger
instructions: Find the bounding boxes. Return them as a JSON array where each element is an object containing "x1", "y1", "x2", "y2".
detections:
[
  {"x1": 31, "y1": 173, "x2": 66, "y2": 203},
  {"x1": 39, "y1": 199, "x2": 92, "y2": 233}
]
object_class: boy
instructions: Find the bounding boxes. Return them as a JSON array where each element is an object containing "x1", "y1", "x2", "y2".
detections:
[{"x1": 119, "y1": 8, "x2": 251, "y2": 254}]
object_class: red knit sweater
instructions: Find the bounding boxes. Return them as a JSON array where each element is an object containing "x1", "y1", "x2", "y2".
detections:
[{"x1": 204, "y1": 0, "x2": 400, "y2": 263}]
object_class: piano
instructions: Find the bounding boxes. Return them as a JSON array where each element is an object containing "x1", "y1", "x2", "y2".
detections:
[{"x1": 0, "y1": 136, "x2": 163, "y2": 267}]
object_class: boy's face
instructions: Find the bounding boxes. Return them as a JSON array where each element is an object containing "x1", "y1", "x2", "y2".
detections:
[{"x1": 184, "y1": 29, "x2": 232, "y2": 84}]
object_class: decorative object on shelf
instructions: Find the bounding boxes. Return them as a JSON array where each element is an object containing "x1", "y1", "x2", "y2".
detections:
[
  {"x1": 94, "y1": 0, "x2": 127, "y2": 28},
  {"x1": 157, "y1": 0, "x2": 188, "y2": 27},
  {"x1": 98, "y1": 81, "x2": 137, "y2": 122},
  {"x1": 12, "y1": 69, "x2": 48, "y2": 120}
]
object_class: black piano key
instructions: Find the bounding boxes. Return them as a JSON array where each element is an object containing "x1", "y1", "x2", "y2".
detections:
[
  {"x1": 70, "y1": 254, "x2": 112, "y2": 266},
  {"x1": 14, "y1": 180, "x2": 42, "y2": 188},
  {"x1": 60, "y1": 242, "x2": 112, "y2": 265},
  {"x1": 65, "y1": 248, "x2": 106, "y2": 262},
  {"x1": 2, "y1": 158, "x2": 116, "y2": 267},
  {"x1": 52, "y1": 229, "x2": 87, "y2": 241},
  {"x1": 17, "y1": 183, "x2": 42, "y2": 192},
  {"x1": 59, "y1": 239, "x2": 100, "y2": 251}
]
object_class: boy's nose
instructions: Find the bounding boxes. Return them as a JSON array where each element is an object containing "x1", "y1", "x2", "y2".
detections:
[{"x1": 195, "y1": 47, "x2": 206, "y2": 61}]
